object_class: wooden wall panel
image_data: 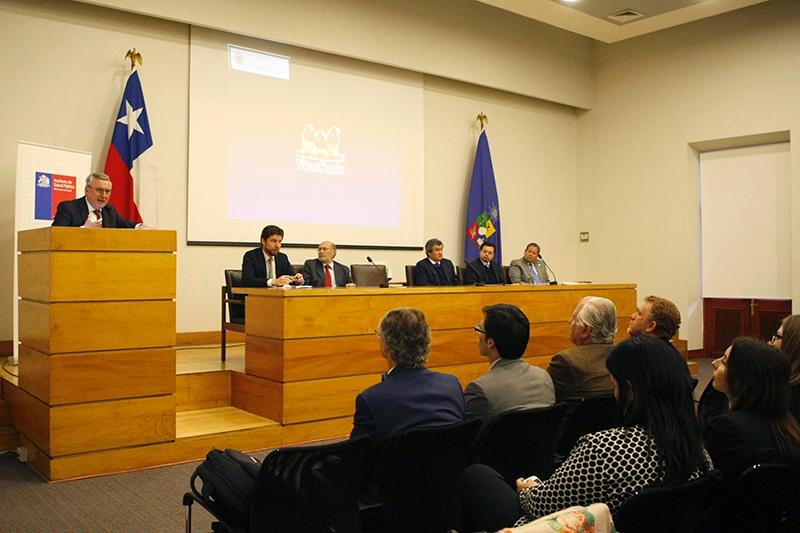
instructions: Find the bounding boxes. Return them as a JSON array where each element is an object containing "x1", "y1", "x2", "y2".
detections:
[
  {"x1": 50, "y1": 395, "x2": 175, "y2": 456},
  {"x1": 19, "y1": 300, "x2": 175, "y2": 354},
  {"x1": 231, "y1": 373, "x2": 283, "y2": 422},
  {"x1": 283, "y1": 373, "x2": 380, "y2": 424},
  {"x1": 6, "y1": 384, "x2": 51, "y2": 455},
  {"x1": 19, "y1": 346, "x2": 176, "y2": 405},
  {"x1": 282, "y1": 416, "x2": 353, "y2": 445},
  {"x1": 176, "y1": 372, "x2": 231, "y2": 412},
  {"x1": 19, "y1": 252, "x2": 176, "y2": 302},
  {"x1": 18, "y1": 227, "x2": 176, "y2": 253}
]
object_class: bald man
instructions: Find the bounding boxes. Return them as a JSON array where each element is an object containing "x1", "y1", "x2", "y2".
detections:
[{"x1": 303, "y1": 241, "x2": 355, "y2": 287}]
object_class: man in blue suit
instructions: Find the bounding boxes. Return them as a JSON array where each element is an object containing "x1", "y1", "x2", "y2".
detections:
[
  {"x1": 414, "y1": 238, "x2": 460, "y2": 286},
  {"x1": 241, "y1": 225, "x2": 304, "y2": 287},
  {"x1": 52, "y1": 172, "x2": 140, "y2": 228},
  {"x1": 351, "y1": 307, "x2": 465, "y2": 498}
]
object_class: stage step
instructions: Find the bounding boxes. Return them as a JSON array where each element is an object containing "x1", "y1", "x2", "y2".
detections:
[{"x1": 176, "y1": 406, "x2": 279, "y2": 439}]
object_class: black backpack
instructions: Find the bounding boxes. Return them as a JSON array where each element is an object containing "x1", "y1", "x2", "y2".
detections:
[{"x1": 191, "y1": 448, "x2": 261, "y2": 528}]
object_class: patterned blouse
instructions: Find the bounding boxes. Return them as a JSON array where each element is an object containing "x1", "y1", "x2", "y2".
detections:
[{"x1": 516, "y1": 425, "x2": 712, "y2": 526}]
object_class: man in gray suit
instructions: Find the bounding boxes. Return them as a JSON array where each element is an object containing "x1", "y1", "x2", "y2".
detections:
[
  {"x1": 508, "y1": 242, "x2": 549, "y2": 284},
  {"x1": 547, "y1": 297, "x2": 617, "y2": 402},
  {"x1": 464, "y1": 304, "x2": 555, "y2": 422}
]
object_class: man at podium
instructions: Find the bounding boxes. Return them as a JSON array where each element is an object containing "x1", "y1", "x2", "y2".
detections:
[{"x1": 52, "y1": 172, "x2": 141, "y2": 229}]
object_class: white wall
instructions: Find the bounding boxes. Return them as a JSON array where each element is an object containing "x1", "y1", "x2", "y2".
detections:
[
  {"x1": 0, "y1": 0, "x2": 580, "y2": 337},
  {"x1": 577, "y1": 0, "x2": 800, "y2": 349}
]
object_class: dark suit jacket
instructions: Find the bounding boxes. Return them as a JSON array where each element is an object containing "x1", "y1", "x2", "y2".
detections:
[
  {"x1": 414, "y1": 258, "x2": 459, "y2": 286},
  {"x1": 351, "y1": 366, "x2": 465, "y2": 497},
  {"x1": 241, "y1": 247, "x2": 293, "y2": 287},
  {"x1": 464, "y1": 259, "x2": 505, "y2": 285},
  {"x1": 704, "y1": 409, "x2": 791, "y2": 484},
  {"x1": 303, "y1": 258, "x2": 353, "y2": 287},
  {"x1": 52, "y1": 196, "x2": 137, "y2": 228}
]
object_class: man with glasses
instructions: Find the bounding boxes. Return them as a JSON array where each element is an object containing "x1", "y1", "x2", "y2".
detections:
[
  {"x1": 52, "y1": 172, "x2": 141, "y2": 228},
  {"x1": 464, "y1": 303, "x2": 554, "y2": 423}
]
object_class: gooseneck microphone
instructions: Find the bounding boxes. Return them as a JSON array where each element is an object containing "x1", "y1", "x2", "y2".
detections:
[
  {"x1": 366, "y1": 256, "x2": 390, "y2": 288},
  {"x1": 464, "y1": 259, "x2": 485, "y2": 286},
  {"x1": 538, "y1": 254, "x2": 558, "y2": 285}
]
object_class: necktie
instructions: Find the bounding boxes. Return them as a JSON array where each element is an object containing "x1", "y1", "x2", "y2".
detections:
[
  {"x1": 267, "y1": 257, "x2": 274, "y2": 279},
  {"x1": 324, "y1": 264, "x2": 332, "y2": 287},
  {"x1": 530, "y1": 263, "x2": 541, "y2": 284},
  {"x1": 434, "y1": 262, "x2": 446, "y2": 285},
  {"x1": 93, "y1": 209, "x2": 102, "y2": 225}
]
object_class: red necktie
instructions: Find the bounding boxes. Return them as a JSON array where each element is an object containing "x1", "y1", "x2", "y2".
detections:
[
  {"x1": 324, "y1": 265, "x2": 332, "y2": 287},
  {"x1": 93, "y1": 209, "x2": 102, "y2": 224}
]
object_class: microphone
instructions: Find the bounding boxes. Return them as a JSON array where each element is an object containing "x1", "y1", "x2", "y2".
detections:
[
  {"x1": 366, "y1": 256, "x2": 389, "y2": 288},
  {"x1": 464, "y1": 259, "x2": 484, "y2": 286},
  {"x1": 538, "y1": 254, "x2": 558, "y2": 285}
]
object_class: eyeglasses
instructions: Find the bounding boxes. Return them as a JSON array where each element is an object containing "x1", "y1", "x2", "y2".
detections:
[
  {"x1": 772, "y1": 332, "x2": 783, "y2": 342},
  {"x1": 473, "y1": 325, "x2": 486, "y2": 335},
  {"x1": 88, "y1": 186, "x2": 112, "y2": 194}
]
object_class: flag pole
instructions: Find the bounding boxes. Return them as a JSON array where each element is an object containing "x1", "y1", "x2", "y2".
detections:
[
  {"x1": 125, "y1": 48, "x2": 143, "y2": 71},
  {"x1": 476, "y1": 112, "x2": 488, "y2": 131}
]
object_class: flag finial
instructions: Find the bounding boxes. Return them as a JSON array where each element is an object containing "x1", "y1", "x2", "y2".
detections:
[
  {"x1": 125, "y1": 49, "x2": 143, "y2": 71},
  {"x1": 476, "y1": 113, "x2": 488, "y2": 130}
]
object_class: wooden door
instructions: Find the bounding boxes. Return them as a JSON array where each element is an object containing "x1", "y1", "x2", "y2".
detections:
[{"x1": 703, "y1": 298, "x2": 792, "y2": 357}]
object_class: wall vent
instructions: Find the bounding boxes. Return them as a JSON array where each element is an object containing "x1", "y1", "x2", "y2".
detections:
[{"x1": 607, "y1": 9, "x2": 645, "y2": 25}]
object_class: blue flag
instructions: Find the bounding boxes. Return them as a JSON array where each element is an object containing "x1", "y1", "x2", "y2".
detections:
[{"x1": 465, "y1": 130, "x2": 501, "y2": 264}]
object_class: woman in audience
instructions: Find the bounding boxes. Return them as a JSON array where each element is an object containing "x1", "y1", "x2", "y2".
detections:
[
  {"x1": 704, "y1": 337, "x2": 800, "y2": 483},
  {"x1": 462, "y1": 335, "x2": 712, "y2": 531},
  {"x1": 770, "y1": 314, "x2": 800, "y2": 420}
]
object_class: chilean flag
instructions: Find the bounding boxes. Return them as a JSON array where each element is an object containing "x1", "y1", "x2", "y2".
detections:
[{"x1": 104, "y1": 70, "x2": 153, "y2": 223}]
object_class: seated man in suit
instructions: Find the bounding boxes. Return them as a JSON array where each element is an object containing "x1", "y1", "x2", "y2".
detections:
[
  {"x1": 52, "y1": 172, "x2": 141, "y2": 228},
  {"x1": 464, "y1": 242, "x2": 505, "y2": 285},
  {"x1": 508, "y1": 242, "x2": 549, "y2": 284},
  {"x1": 241, "y1": 225, "x2": 304, "y2": 287},
  {"x1": 547, "y1": 297, "x2": 617, "y2": 402},
  {"x1": 351, "y1": 307, "x2": 465, "y2": 498},
  {"x1": 414, "y1": 238, "x2": 459, "y2": 286},
  {"x1": 303, "y1": 241, "x2": 355, "y2": 287},
  {"x1": 465, "y1": 304, "x2": 555, "y2": 424}
]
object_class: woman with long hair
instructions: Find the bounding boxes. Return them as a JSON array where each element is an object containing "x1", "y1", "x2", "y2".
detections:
[
  {"x1": 705, "y1": 336, "x2": 800, "y2": 483},
  {"x1": 770, "y1": 315, "x2": 800, "y2": 420},
  {"x1": 462, "y1": 335, "x2": 712, "y2": 531}
]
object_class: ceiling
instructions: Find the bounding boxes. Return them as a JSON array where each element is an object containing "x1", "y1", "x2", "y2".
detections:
[{"x1": 476, "y1": 0, "x2": 770, "y2": 43}]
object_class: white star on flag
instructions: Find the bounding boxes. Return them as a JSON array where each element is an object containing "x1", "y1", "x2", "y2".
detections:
[{"x1": 116, "y1": 100, "x2": 144, "y2": 139}]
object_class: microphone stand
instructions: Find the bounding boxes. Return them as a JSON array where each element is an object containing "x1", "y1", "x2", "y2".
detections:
[
  {"x1": 538, "y1": 255, "x2": 558, "y2": 285},
  {"x1": 366, "y1": 256, "x2": 389, "y2": 288}
]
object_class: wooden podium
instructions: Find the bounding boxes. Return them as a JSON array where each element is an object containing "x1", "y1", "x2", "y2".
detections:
[{"x1": 14, "y1": 227, "x2": 177, "y2": 480}]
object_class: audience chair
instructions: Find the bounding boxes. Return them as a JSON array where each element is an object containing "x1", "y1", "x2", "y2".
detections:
[
  {"x1": 350, "y1": 264, "x2": 388, "y2": 287},
  {"x1": 471, "y1": 403, "x2": 568, "y2": 484},
  {"x1": 362, "y1": 419, "x2": 482, "y2": 533},
  {"x1": 221, "y1": 269, "x2": 245, "y2": 362},
  {"x1": 184, "y1": 436, "x2": 372, "y2": 533},
  {"x1": 404, "y1": 265, "x2": 416, "y2": 286},
  {"x1": 555, "y1": 395, "x2": 617, "y2": 459},
  {"x1": 613, "y1": 469, "x2": 723, "y2": 533},
  {"x1": 695, "y1": 463, "x2": 800, "y2": 532}
]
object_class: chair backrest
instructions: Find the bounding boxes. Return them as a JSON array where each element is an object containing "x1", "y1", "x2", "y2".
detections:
[
  {"x1": 704, "y1": 463, "x2": 800, "y2": 532},
  {"x1": 380, "y1": 419, "x2": 482, "y2": 533},
  {"x1": 224, "y1": 269, "x2": 245, "y2": 324},
  {"x1": 350, "y1": 264, "x2": 387, "y2": 287},
  {"x1": 250, "y1": 436, "x2": 372, "y2": 533},
  {"x1": 473, "y1": 402, "x2": 568, "y2": 483},
  {"x1": 556, "y1": 395, "x2": 617, "y2": 457},
  {"x1": 292, "y1": 264, "x2": 304, "y2": 275},
  {"x1": 404, "y1": 265, "x2": 416, "y2": 286},
  {"x1": 456, "y1": 265, "x2": 467, "y2": 284},
  {"x1": 614, "y1": 469, "x2": 723, "y2": 532},
  {"x1": 502, "y1": 265, "x2": 510, "y2": 283}
]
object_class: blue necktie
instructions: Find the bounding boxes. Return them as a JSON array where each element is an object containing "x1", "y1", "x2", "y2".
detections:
[{"x1": 530, "y1": 263, "x2": 541, "y2": 284}]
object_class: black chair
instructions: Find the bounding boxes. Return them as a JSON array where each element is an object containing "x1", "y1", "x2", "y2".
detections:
[
  {"x1": 363, "y1": 419, "x2": 482, "y2": 533},
  {"x1": 404, "y1": 265, "x2": 416, "y2": 286},
  {"x1": 456, "y1": 265, "x2": 467, "y2": 285},
  {"x1": 555, "y1": 395, "x2": 617, "y2": 458},
  {"x1": 697, "y1": 379, "x2": 729, "y2": 432},
  {"x1": 184, "y1": 436, "x2": 372, "y2": 533},
  {"x1": 221, "y1": 269, "x2": 245, "y2": 362},
  {"x1": 291, "y1": 264, "x2": 304, "y2": 276},
  {"x1": 695, "y1": 464, "x2": 800, "y2": 532},
  {"x1": 350, "y1": 264, "x2": 388, "y2": 287},
  {"x1": 502, "y1": 265, "x2": 510, "y2": 284},
  {"x1": 471, "y1": 403, "x2": 568, "y2": 484},
  {"x1": 613, "y1": 469, "x2": 723, "y2": 532}
]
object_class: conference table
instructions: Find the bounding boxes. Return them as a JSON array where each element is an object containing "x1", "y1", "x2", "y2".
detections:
[{"x1": 233, "y1": 283, "x2": 637, "y2": 443}]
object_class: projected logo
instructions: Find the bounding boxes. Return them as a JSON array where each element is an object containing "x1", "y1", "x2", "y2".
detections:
[{"x1": 295, "y1": 124, "x2": 346, "y2": 176}]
